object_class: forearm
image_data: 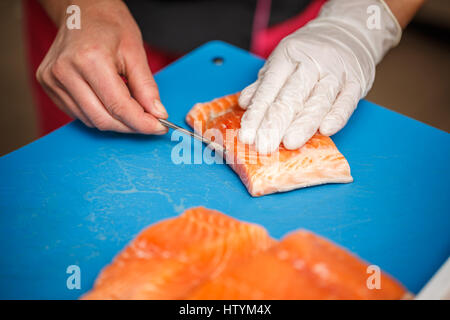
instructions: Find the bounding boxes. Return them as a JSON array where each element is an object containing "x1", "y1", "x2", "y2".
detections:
[{"x1": 384, "y1": 0, "x2": 427, "y2": 29}]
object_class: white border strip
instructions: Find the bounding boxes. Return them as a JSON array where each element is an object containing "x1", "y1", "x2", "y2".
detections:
[{"x1": 415, "y1": 257, "x2": 450, "y2": 300}]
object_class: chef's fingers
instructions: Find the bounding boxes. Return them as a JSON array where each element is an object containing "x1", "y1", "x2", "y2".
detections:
[
  {"x1": 238, "y1": 81, "x2": 259, "y2": 109},
  {"x1": 78, "y1": 56, "x2": 167, "y2": 134},
  {"x1": 122, "y1": 45, "x2": 168, "y2": 119},
  {"x1": 319, "y1": 80, "x2": 361, "y2": 136},
  {"x1": 239, "y1": 57, "x2": 294, "y2": 145},
  {"x1": 37, "y1": 60, "x2": 96, "y2": 127},
  {"x1": 255, "y1": 62, "x2": 318, "y2": 154},
  {"x1": 55, "y1": 67, "x2": 136, "y2": 133},
  {"x1": 39, "y1": 65, "x2": 109, "y2": 129},
  {"x1": 238, "y1": 63, "x2": 271, "y2": 109},
  {"x1": 283, "y1": 74, "x2": 341, "y2": 150},
  {"x1": 50, "y1": 78, "x2": 95, "y2": 127}
]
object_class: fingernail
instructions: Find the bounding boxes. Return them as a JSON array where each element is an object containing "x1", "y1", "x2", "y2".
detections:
[
  {"x1": 154, "y1": 121, "x2": 169, "y2": 135},
  {"x1": 153, "y1": 99, "x2": 168, "y2": 119}
]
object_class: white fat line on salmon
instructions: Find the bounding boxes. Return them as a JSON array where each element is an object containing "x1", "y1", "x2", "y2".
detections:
[{"x1": 178, "y1": 304, "x2": 214, "y2": 317}]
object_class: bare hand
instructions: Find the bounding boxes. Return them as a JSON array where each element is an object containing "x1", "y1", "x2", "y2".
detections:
[{"x1": 37, "y1": 0, "x2": 168, "y2": 134}]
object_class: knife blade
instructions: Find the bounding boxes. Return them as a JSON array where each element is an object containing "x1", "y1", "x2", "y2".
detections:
[{"x1": 158, "y1": 119, "x2": 227, "y2": 155}]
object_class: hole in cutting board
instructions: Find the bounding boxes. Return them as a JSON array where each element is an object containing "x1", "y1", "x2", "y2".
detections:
[{"x1": 212, "y1": 57, "x2": 224, "y2": 66}]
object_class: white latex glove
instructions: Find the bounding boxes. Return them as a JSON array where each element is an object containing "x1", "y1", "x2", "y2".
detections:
[{"x1": 239, "y1": 0, "x2": 401, "y2": 154}]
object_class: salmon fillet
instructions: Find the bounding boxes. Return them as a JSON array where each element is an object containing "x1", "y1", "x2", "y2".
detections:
[
  {"x1": 185, "y1": 93, "x2": 353, "y2": 196},
  {"x1": 82, "y1": 207, "x2": 274, "y2": 299},
  {"x1": 188, "y1": 230, "x2": 407, "y2": 300},
  {"x1": 83, "y1": 207, "x2": 408, "y2": 300}
]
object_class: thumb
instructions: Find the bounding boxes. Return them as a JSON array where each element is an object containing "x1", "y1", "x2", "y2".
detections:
[{"x1": 124, "y1": 46, "x2": 168, "y2": 119}]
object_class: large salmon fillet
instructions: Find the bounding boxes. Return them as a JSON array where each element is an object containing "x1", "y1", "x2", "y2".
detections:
[
  {"x1": 83, "y1": 207, "x2": 408, "y2": 300},
  {"x1": 185, "y1": 93, "x2": 353, "y2": 196},
  {"x1": 82, "y1": 207, "x2": 273, "y2": 299},
  {"x1": 188, "y1": 231, "x2": 407, "y2": 300}
]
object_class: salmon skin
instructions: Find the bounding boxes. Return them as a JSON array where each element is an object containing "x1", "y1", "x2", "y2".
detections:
[
  {"x1": 83, "y1": 207, "x2": 407, "y2": 300},
  {"x1": 185, "y1": 93, "x2": 353, "y2": 196}
]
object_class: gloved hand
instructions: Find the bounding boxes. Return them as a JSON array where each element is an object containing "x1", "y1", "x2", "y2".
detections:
[{"x1": 238, "y1": 0, "x2": 401, "y2": 154}]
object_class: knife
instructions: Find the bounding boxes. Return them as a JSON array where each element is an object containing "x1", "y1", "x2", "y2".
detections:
[{"x1": 158, "y1": 119, "x2": 227, "y2": 155}]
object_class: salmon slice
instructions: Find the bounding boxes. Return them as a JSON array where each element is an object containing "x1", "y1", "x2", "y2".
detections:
[
  {"x1": 188, "y1": 230, "x2": 407, "y2": 300},
  {"x1": 83, "y1": 208, "x2": 408, "y2": 300},
  {"x1": 186, "y1": 93, "x2": 353, "y2": 196},
  {"x1": 82, "y1": 207, "x2": 274, "y2": 299}
]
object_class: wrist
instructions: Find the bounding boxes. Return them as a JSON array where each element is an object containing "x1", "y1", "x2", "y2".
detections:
[{"x1": 314, "y1": 0, "x2": 401, "y2": 64}]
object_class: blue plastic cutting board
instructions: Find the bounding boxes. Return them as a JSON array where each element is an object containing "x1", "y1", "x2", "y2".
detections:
[{"x1": 0, "y1": 41, "x2": 449, "y2": 299}]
